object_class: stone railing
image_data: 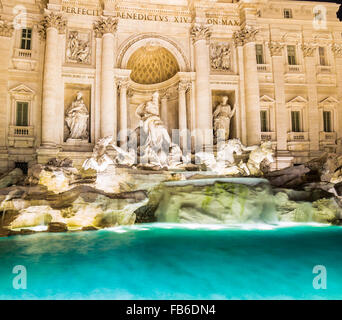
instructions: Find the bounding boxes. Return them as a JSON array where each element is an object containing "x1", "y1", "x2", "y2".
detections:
[
  {"x1": 317, "y1": 65, "x2": 332, "y2": 74},
  {"x1": 287, "y1": 132, "x2": 309, "y2": 142},
  {"x1": 286, "y1": 65, "x2": 303, "y2": 73},
  {"x1": 319, "y1": 131, "x2": 337, "y2": 142},
  {"x1": 260, "y1": 132, "x2": 276, "y2": 141},
  {"x1": 10, "y1": 125, "x2": 34, "y2": 137},
  {"x1": 14, "y1": 48, "x2": 32, "y2": 59},
  {"x1": 257, "y1": 64, "x2": 271, "y2": 72}
]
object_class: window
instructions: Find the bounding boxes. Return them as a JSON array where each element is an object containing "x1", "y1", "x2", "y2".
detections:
[
  {"x1": 284, "y1": 9, "x2": 293, "y2": 19},
  {"x1": 20, "y1": 28, "x2": 32, "y2": 50},
  {"x1": 319, "y1": 47, "x2": 327, "y2": 66},
  {"x1": 260, "y1": 110, "x2": 269, "y2": 132},
  {"x1": 287, "y1": 45, "x2": 297, "y2": 65},
  {"x1": 16, "y1": 102, "x2": 29, "y2": 126},
  {"x1": 255, "y1": 44, "x2": 264, "y2": 64},
  {"x1": 291, "y1": 111, "x2": 301, "y2": 132},
  {"x1": 323, "y1": 111, "x2": 332, "y2": 132}
]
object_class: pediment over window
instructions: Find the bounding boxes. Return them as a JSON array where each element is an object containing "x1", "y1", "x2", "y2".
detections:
[
  {"x1": 319, "y1": 96, "x2": 339, "y2": 106},
  {"x1": 286, "y1": 96, "x2": 307, "y2": 107},
  {"x1": 9, "y1": 84, "x2": 35, "y2": 99},
  {"x1": 260, "y1": 95, "x2": 275, "y2": 104}
]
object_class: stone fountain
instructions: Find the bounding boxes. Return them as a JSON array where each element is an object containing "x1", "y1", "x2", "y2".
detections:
[{"x1": 0, "y1": 92, "x2": 342, "y2": 236}]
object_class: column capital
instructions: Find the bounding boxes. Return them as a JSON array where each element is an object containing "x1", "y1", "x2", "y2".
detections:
[
  {"x1": 93, "y1": 16, "x2": 118, "y2": 38},
  {"x1": 233, "y1": 25, "x2": 258, "y2": 47},
  {"x1": 190, "y1": 23, "x2": 211, "y2": 44},
  {"x1": 117, "y1": 78, "x2": 130, "y2": 90},
  {"x1": 0, "y1": 18, "x2": 14, "y2": 38},
  {"x1": 331, "y1": 43, "x2": 342, "y2": 58},
  {"x1": 268, "y1": 41, "x2": 284, "y2": 57},
  {"x1": 38, "y1": 12, "x2": 67, "y2": 40},
  {"x1": 178, "y1": 80, "x2": 191, "y2": 92},
  {"x1": 301, "y1": 43, "x2": 317, "y2": 58}
]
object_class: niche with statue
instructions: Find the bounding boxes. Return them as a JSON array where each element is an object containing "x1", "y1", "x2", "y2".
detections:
[
  {"x1": 212, "y1": 91, "x2": 236, "y2": 144},
  {"x1": 64, "y1": 84, "x2": 91, "y2": 143}
]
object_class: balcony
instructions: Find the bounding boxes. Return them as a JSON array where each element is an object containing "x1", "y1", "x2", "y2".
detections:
[
  {"x1": 287, "y1": 132, "x2": 309, "y2": 142},
  {"x1": 8, "y1": 125, "x2": 35, "y2": 148},
  {"x1": 319, "y1": 131, "x2": 337, "y2": 143},
  {"x1": 260, "y1": 132, "x2": 276, "y2": 141},
  {"x1": 14, "y1": 48, "x2": 32, "y2": 59},
  {"x1": 286, "y1": 65, "x2": 303, "y2": 73},
  {"x1": 317, "y1": 65, "x2": 332, "y2": 74},
  {"x1": 257, "y1": 64, "x2": 271, "y2": 73},
  {"x1": 12, "y1": 49, "x2": 37, "y2": 71}
]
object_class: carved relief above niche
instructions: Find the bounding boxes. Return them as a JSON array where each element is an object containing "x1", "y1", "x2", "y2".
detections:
[
  {"x1": 66, "y1": 30, "x2": 91, "y2": 64},
  {"x1": 64, "y1": 84, "x2": 91, "y2": 143},
  {"x1": 210, "y1": 42, "x2": 232, "y2": 71}
]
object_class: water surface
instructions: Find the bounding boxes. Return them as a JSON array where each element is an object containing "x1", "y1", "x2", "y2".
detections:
[{"x1": 0, "y1": 223, "x2": 341, "y2": 299}]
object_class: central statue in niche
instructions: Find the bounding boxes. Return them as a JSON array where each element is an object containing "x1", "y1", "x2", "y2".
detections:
[
  {"x1": 65, "y1": 91, "x2": 89, "y2": 142},
  {"x1": 213, "y1": 96, "x2": 236, "y2": 143},
  {"x1": 131, "y1": 91, "x2": 183, "y2": 168}
]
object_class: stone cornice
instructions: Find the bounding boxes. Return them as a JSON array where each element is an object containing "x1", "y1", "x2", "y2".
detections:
[
  {"x1": 0, "y1": 18, "x2": 14, "y2": 38},
  {"x1": 268, "y1": 42, "x2": 284, "y2": 56},
  {"x1": 38, "y1": 12, "x2": 67, "y2": 39},
  {"x1": 301, "y1": 43, "x2": 317, "y2": 58},
  {"x1": 190, "y1": 23, "x2": 211, "y2": 44},
  {"x1": 233, "y1": 25, "x2": 258, "y2": 47},
  {"x1": 93, "y1": 16, "x2": 118, "y2": 38}
]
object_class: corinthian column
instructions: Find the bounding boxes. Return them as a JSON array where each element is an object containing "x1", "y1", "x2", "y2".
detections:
[
  {"x1": 94, "y1": 17, "x2": 118, "y2": 141},
  {"x1": 39, "y1": 12, "x2": 66, "y2": 147},
  {"x1": 302, "y1": 43, "x2": 319, "y2": 154},
  {"x1": 234, "y1": 26, "x2": 261, "y2": 146},
  {"x1": 178, "y1": 81, "x2": 190, "y2": 151},
  {"x1": 190, "y1": 24, "x2": 212, "y2": 151},
  {"x1": 118, "y1": 79, "x2": 129, "y2": 148}
]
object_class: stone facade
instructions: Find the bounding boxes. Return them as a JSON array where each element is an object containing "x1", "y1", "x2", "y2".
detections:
[{"x1": 0, "y1": 0, "x2": 341, "y2": 172}]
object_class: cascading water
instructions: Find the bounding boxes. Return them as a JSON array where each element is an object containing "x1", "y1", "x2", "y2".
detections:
[{"x1": 153, "y1": 178, "x2": 341, "y2": 225}]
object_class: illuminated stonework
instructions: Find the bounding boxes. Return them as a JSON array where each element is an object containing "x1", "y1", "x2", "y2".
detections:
[
  {"x1": 0, "y1": 0, "x2": 341, "y2": 173},
  {"x1": 127, "y1": 45, "x2": 180, "y2": 84}
]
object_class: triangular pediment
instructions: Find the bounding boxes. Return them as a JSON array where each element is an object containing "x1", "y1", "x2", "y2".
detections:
[
  {"x1": 319, "y1": 96, "x2": 339, "y2": 105},
  {"x1": 10, "y1": 84, "x2": 35, "y2": 95},
  {"x1": 286, "y1": 96, "x2": 308, "y2": 105},
  {"x1": 260, "y1": 95, "x2": 275, "y2": 103}
]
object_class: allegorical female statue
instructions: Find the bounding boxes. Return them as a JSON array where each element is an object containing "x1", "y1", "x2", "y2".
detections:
[
  {"x1": 213, "y1": 96, "x2": 236, "y2": 143},
  {"x1": 130, "y1": 91, "x2": 182, "y2": 168},
  {"x1": 65, "y1": 91, "x2": 89, "y2": 141}
]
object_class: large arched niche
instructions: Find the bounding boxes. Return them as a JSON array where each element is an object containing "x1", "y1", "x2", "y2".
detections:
[{"x1": 117, "y1": 34, "x2": 190, "y2": 75}]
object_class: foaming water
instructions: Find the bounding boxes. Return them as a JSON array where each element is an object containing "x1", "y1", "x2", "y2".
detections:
[{"x1": 0, "y1": 223, "x2": 342, "y2": 299}]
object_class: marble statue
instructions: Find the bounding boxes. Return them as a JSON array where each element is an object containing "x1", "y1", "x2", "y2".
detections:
[
  {"x1": 195, "y1": 139, "x2": 274, "y2": 176},
  {"x1": 244, "y1": 141, "x2": 274, "y2": 176},
  {"x1": 83, "y1": 136, "x2": 114, "y2": 172},
  {"x1": 65, "y1": 92, "x2": 89, "y2": 141},
  {"x1": 134, "y1": 91, "x2": 183, "y2": 169},
  {"x1": 210, "y1": 43, "x2": 231, "y2": 71},
  {"x1": 213, "y1": 96, "x2": 236, "y2": 143},
  {"x1": 66, "y1": 31, "x2": 91, "y2": 64}
]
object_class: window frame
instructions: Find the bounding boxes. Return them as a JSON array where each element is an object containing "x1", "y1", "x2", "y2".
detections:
[
  {"x1": 20, "y1": 28, "x2": 32, "y2": 51},
  {"x1": 283, "y1": 8, "x2": 293, "y2": 19},
  {"x1": 255, "y1": 44, "x2": 265, "y2": 65},
  {"x1": 287, "y1": 45, "x2": 297, "y2": 65}
]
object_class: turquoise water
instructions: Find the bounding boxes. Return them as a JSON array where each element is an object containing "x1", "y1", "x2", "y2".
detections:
[{"x1": 0, "y1": 223, "x2": 342, "y2": 299}]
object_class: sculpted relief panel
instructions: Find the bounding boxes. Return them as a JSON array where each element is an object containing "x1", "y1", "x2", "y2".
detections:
[
  {"x1": 66, "y1": 30, "x2": 91, "y2": 64},
  {"x1": 210, "y1": 42, "x2": 232, "y2": 71}
]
